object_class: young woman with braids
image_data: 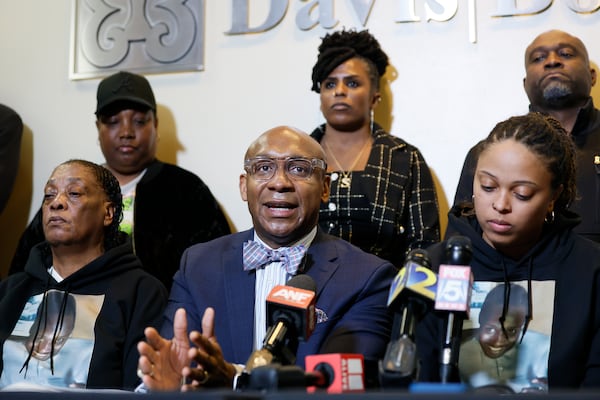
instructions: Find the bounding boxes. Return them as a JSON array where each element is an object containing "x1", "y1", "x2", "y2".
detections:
[
  {"x1": 310, "y1": 29, "x2": 440, "y2": 267},
  {"x1": 0, "y1": 160, "x2": 167, "y2": 390},
  {"x1": 416, "y1": 113, "x2": 600, "y2": 391}
]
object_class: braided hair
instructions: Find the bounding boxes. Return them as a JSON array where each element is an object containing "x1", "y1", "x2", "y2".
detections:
[
  {"x1": 59, "y1": 159, "x2": 125, "y2": 249},
  {"x1": 478, "y1": 112, "x2": 577, "y2": 212},
  {"x1": 311, "y1": 29, "x2": 389, "y2": 93}
]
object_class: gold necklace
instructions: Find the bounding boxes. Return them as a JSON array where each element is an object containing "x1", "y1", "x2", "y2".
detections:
[{"x1": 323, "y1": 138, "x2": 371, "y2": 189}]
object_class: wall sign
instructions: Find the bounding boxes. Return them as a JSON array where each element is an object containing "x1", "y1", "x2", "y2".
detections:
[
  {"x1": 225, "y1": 0, "x2": 600, "y2": 43},
  {"x1": 70, "y1": 0, "x2": 600, "y2": 80},
  {"x1": 69, "y1": 0, "x2": 204, "y2": 80}
]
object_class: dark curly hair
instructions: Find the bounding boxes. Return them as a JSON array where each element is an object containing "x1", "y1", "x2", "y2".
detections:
[
  {"x1": 59, "y1": 159, "x2": 124, "y2": 249},
  {"x1": 311, "y1": 29, "x2": 389, "y2": 93},
  {"x1": 478, "y1": 112, "x2": 577, "y2": 212}
]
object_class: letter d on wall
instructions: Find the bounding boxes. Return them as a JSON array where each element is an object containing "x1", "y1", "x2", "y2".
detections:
[{"x1": 226, "y1": 0, "x2": 289, "y2": 34}]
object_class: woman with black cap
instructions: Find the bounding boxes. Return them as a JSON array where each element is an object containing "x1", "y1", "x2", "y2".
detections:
[{"x1": 310, "y1": 29, "x2": 440, "y2": 266}]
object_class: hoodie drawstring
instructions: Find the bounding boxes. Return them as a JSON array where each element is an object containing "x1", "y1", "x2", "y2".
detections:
[
  {"x1": 48, "y1": 288, "x2": 71, "y2": 373},
  {"x1": 20, "y1": 282, "x2": 72, "y2": 376},
  {"x1": 499, "y1": 258, "x2": 510, "y2": 337},
  {"x1": 521, "y1": 258, "x2": 534, "y2": 342},
  {"x1": 498, "y1": 257, "x2": 533, "y2": 343},
  {"x1": 20, "y1": 289, "x2": 49, "y2": 376}
]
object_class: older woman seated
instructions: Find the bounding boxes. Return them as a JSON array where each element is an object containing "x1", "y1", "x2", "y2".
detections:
[{"x1": 0, "y1": 159, "x2": 167, "y2": 390}]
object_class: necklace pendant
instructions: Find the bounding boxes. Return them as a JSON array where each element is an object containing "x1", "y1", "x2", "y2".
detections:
[{"x1": 340, "y1": 176, "x2": 351, "y2": 188}]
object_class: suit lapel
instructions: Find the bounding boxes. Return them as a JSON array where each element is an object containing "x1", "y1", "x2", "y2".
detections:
[
  {"x1": 222, "y1": 230, "x2": 256, "y2": 363},
  {"x1": 304, "y1": 230, "x2": 340, "y2": 297}
]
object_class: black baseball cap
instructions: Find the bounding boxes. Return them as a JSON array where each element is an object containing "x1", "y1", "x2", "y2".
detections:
[{"x1": 95, "y1": 71, "x2": 156, "y2": 115}]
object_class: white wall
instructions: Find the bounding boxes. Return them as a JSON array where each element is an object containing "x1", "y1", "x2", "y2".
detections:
[{"x1": 2, "y1": 1, "x2": 600, "y2": 274}]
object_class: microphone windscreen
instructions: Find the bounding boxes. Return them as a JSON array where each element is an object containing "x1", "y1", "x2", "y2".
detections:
[
  {"x1": 445, "y1": 236, "x2": 473, "y2": 266},
  {"x1": 287, "y1": 274, "x2": 317, "y2": 293},
  {"x1": 405, "y1": 248, "x2": 432, "y2": 269}
]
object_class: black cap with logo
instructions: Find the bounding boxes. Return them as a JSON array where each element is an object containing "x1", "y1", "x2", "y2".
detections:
[{"x1": 95, "y1": 71, "x2": 156, "y2": 116}]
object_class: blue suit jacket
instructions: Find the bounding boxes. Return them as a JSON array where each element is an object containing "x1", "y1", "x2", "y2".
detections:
[{"x1": 161, "y1": 229, "x2": 395, "y2": 368}]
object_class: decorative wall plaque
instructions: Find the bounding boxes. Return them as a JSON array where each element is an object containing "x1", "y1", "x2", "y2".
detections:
[{"x1": 70, "y1": 0, "x2": 204, "y2": 80}]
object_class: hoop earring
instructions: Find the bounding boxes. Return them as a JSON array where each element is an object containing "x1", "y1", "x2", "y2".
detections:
[
  {"x1": 544, "y1": 210, "x2": 555, "y2": 224},
  {"x1": 370, "y1": 109, "x2": 374, "y2": 133}
]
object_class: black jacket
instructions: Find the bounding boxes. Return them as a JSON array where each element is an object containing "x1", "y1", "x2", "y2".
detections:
[
  {"x1": 311, "y1": 123, "x2": 440, "y2": 266},
  {"x1": 9, "y1": 160, "x2": 231, "y2": 290},
  {"x1": 0, "y1": 242, "x2": 167, "y2": 390},
  {"x1": 416, "y1": 206, "x2": 600, "y2": 390},
  {"x1": 0, "y1": 104, "x2": 22, "y2": 214}
]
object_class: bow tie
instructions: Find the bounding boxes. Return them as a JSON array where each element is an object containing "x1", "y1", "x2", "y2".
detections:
[{"x1": 243, "y1": 240, "x2": 307, "y2": 275}]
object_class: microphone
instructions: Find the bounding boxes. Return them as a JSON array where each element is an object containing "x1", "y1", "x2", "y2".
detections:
[
  {"x1": 379, "y1": 249, "x2": 437, "y2": 388},
  {"x1": 245, "y1": 354, "x2": 365, "y2": 393},
  {"x1": 305, "y1": 353, "x2": 365, "y2": 393},
  {"x1": 244, "y1": 274, "x2": 317, "y2": 372},
  {"x1": 246, "y1": 365, "x2": 319, "y2": 391},
  {"x1": 434, "y1": 236, "x2": 473, "y2": 384}
]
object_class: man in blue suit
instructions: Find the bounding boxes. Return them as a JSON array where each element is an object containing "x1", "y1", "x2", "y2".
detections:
[{"x1": 137, "y1": 126, "x2": 396, "y2": 390}]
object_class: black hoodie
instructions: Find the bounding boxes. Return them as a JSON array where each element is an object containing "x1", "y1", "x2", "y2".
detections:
[
  {"x1": 0, "y1": 241, "x2": 167, "y2": 390},
  {"x1": 416, "y1": 206, "x2": 600, "y2": 391}
]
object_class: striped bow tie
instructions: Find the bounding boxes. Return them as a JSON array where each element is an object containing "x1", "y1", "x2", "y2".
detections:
[{"x1": 242, "y1": 240, "x2": 307, "y2": 275}]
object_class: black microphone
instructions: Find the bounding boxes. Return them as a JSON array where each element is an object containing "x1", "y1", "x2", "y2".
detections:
[
  {"x1": 247, "y1": 354, "x2": 366, "y2": 393},
  {"x1": 244, "y1": 274, "x2": 317, "y2": 372},
  {"x1": 379, "y1": 249, "x2": 438, "y2": 388},
  {"x1": 434, "y1": 236, "x2": 473, "y2": 384},
  {"x1": 246, "y1": 365, "x2": 320, "y2": 392}
]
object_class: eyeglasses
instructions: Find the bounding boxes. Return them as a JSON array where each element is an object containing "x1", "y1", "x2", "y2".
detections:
[{"x1": 244, "y1": 157, "x2": 327, "y2": 181}]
